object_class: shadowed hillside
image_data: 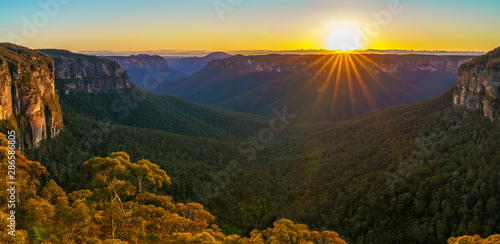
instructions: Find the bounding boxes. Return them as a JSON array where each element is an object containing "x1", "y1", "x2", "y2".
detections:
[{"x1": 156, "y1": 53, "x2": 473, "y2": 122}]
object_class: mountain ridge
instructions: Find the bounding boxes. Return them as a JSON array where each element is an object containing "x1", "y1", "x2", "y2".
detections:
[
  {"x1": 168, "y1": 52, "x2": 233, "y2": 75},
  {"x1": 156, "y1": 53, "x2": 473, "y2": 122},
  {"x1": 103, "y1": 54, "x2": 186, "y2": 89}
]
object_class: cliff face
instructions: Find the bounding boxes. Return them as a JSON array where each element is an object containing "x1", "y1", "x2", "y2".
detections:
[
  {"x1": 0, "y1": 43, "x2": 63, "y2": 149},
  {"x1": 41, "y1": 49, "x2": 133, "y2": 94},
  {"x1": 452, "y1": 47, "x2": 500, "y2": 121},
  {"x1": 205, "y1": 54, "x2": 471, "y2": 75}
]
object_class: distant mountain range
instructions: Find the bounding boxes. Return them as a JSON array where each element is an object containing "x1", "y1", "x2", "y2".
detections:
[
  {"x1": 103, "y1": 54, "x2": 186, "y2": 90},
  {"x1": 155, "y1": 53, "x2": 474, "y2": 122},
  {"x1": 101, "y1": 52, "x2": 233, "y2": 89},
  {"x1": 167, "y1": 52, "x2": 233, "y2": 75},
  {"x1": 80, "y1": 49, "x2": 484, "y2": 57}
]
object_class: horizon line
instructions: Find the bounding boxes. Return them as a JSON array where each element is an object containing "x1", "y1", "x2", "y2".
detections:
[{"x1": 76, "y1": 48, "x2": 488, "y2": 57}]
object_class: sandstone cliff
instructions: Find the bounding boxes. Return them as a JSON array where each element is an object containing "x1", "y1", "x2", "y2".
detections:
[
  {"x1": 452, "y1": 47, "x2": 500, "y2": 121},
  {"x1": 0, "y1": 43, "x2": 63, "y2": 149},
  {"x1": 41, "y1": 49, "x2": 133, "y2": 94}
]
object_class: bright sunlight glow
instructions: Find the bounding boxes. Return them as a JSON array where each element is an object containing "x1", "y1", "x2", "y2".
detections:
[{"x1": 328, "y1": 26, "x2": 361, "y2": 51}]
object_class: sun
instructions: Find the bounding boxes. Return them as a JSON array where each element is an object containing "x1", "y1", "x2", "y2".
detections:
[{"x1": 328, "y1": 25, "x2": 361, "y2": 51}]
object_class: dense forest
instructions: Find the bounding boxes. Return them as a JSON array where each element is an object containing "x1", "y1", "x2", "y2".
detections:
[
  {"x1": 22, "y1": 84, "x2": 500, "y2": 243},
  {"x1": 1, "y1": 134, "x2": 349, "y2": 243},
  {"x1": 4, "y1": 134, "x2": 500, "y2": 243},
  {"x1": 56, "y1": 86, "x2": 266, "y2": 142}
]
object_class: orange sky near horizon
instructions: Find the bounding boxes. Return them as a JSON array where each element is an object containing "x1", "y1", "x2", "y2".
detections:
[{"x1": 1, "y1": 0, "x2": 499, "y2": 53}]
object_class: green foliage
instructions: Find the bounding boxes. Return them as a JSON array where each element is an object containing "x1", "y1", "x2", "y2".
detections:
[
  {"x1": 26, "y1": 114, "x2": 245, "y2": 203},
  {"x1": 57, "y1": 86, "x2": 265, "y2": 142},
  {"x1": 2, "y1": 144, "x2": 348, "y2": 243},
  {"x1": 0, "y1": 43, "x2": 54, "y2": 69},
  {"x1": 239, "y1": 90, "x2": 500, "y2": 243},
  {"x1": 460, "y1": 47, "x2": 500, "y2": 71},
  {"x1": 29, "y1": 87, "x2": 500, "y2": 243},
  {"x1": 40, "y1": 48, "x2": 106, "y2": 63},
  {"x1": 485, "y1": 57, "x2": 500, "y2": 70}
]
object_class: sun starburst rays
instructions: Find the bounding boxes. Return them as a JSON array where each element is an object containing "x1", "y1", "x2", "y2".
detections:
[
  {"x1": 284, "y1": 51, "x2": 410, "y2": 123},
  {"x1": 312, "y1": 54, "x2": 341, "y2": 110}
]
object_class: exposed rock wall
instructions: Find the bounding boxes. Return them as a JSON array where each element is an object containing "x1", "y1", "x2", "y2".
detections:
[
  {"x1": 0, "y1": 43, "x2": 63, "y2": 149},
  {"x1": 452, "y1": 47, "x2": 500, "y2": 121},
  {"x1": 0, "y1": 45, "x2": 137, "y2": 149},
  {"x1": 41, "y1": 49, "x2": 133, "y2": 94}
]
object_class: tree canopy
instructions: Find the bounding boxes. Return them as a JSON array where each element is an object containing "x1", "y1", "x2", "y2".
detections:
[{"x1": 1, "y1": 134, "x2": 347, "y2": 243}]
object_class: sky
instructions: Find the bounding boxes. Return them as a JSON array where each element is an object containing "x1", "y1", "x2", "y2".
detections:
[{"x1": 0, "y1": 0, "x2": 499, "y2": 53}]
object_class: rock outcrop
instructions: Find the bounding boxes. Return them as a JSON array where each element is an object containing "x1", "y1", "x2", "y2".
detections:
[
  {"x1": 40, "y1": 49, "x2": 133, "y2": 94},
  {"x1": 0, "y1": 45, "x2": 138, "y2": 149},
  {"x1": 452, "y1": 47, "x2": 500, "y2": 121},
  {"x1": 0, "y1": 43, "x2": 63, "y2": 149}
]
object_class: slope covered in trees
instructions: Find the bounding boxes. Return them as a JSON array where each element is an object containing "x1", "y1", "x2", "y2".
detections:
[
  {"x1": 28, "y1": 88, "x2": 500, "y2": 243},
  {"x1": 57, "y1": 86, "x2": 265, "y2": 142},
  {"x1": 27, "y1": 114, "x2": 245, "y2": 203},
  {"x1": 5, "y1": 132, "x2": 500, "y2": 243},
  {"x1": 1, "y1": 134, "x2": 347, "y2": 243},
  {"x1": 202, "y1": 88, "x2": 500, "y2": 243}
]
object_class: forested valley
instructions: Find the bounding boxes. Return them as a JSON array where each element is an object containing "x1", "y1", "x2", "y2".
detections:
[
  {"x1": 20, "y1": 87, "x2": 500, "y2": 243},
  {"x1": 2, "y1": 44, "x2": 500, "y2": 243}
]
